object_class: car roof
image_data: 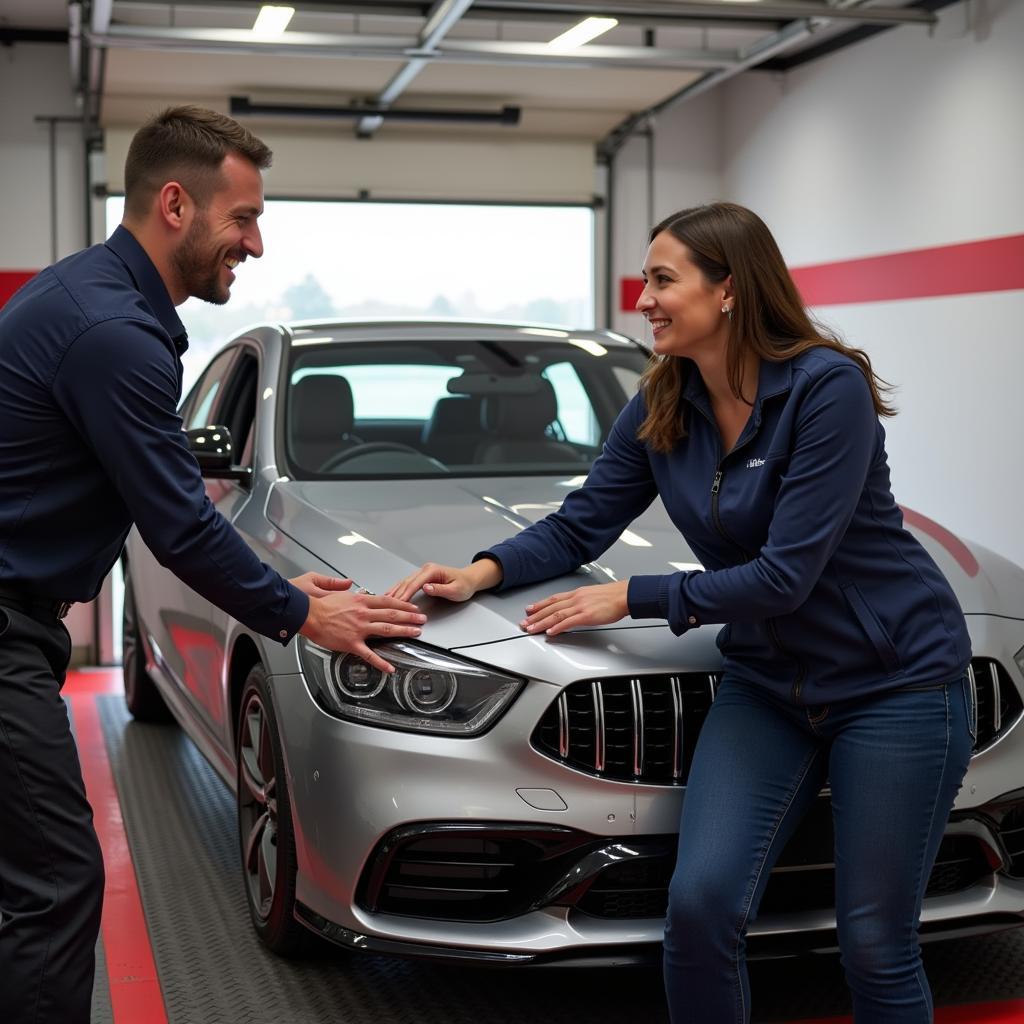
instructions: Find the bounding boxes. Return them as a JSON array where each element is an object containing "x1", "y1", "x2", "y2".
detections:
[{"x1": 279, "y1": 318, "x2": 641, "y2": 350}]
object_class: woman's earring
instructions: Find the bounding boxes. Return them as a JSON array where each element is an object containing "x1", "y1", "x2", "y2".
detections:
[{"x1": 722, "y1": 304, "x2": 733, "y2": 322}]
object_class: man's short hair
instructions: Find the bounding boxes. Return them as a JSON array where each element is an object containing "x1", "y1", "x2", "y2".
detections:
[{"x1": 123, "y1": 105, "x2": 272, "y2": 220}]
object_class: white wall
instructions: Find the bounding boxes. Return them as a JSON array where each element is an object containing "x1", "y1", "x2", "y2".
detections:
[
  {"x1": 613, "y1": 0, "x2": 1024, "y2": 570},
  {"x1": 610, "y1": 88, "x2": 722, "y2": 323},
  {"x1": 0, "y1": 42, "x2": 94, "y2": 656},
  {"x1": 0, "y1": 43, "x2": 87, "y2": 266}
]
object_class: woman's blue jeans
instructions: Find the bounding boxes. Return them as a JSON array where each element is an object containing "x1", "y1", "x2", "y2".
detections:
[{"x1": 663, "y1": 675, "x2": 974, "y2": 1024}]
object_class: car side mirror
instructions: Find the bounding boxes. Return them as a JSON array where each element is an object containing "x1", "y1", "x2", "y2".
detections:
[{"x1": 186, "y1": 425, "x2": 252, "y2": 483}]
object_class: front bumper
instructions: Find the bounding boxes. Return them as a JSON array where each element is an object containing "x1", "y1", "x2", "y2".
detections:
[{"x1": 270, "y1": 658, "x2": 1024, "y2": 963}]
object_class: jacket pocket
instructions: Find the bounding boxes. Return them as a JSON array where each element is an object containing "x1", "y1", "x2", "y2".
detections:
[{"x1": 841, "y1": 583, "x2": 901, "y2": 675}]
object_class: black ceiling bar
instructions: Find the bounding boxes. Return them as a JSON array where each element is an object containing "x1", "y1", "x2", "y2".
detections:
[
  {"x1": 757, "y1": 0, "x2": 962, "y2": 72},
  {"x1": 230, "y1": 96, "x2": 521, "y2": 125},
  {"x1": 0, "y1": 28, "x2": 69, "y2": 46}
]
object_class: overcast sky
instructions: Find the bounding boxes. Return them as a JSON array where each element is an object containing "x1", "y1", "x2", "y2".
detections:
[{"x1": 107, "y1": 197, "x2": 593, "y2": 315}]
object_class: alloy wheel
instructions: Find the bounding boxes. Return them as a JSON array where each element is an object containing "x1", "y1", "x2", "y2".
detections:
[{"x1": 239, "y1": 692, "x2": 279, "y2": 920}]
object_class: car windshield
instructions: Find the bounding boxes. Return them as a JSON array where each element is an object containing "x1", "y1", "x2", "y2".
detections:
[{"x1": 284, "y1": 334, "x2": 649, "y2": 479}]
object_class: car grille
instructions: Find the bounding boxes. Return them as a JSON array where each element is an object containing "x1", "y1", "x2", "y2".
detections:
[
  {"x1": 970, "y1": 657, "x2": 1023, "y2": 750},
  {"x1": 576, "y1": 831, "x2": 991, "y2": 921},
  {"x1": 358, "y1": 824, "x2": 594, "y2": 922},
  {"x1": 532, "y1": 673, "x2": 717, "y2": 785},
  {"x1": 532, "y1": 658, "x2": 1021, "y2": 784},
  {"x1": 999, "y1": 806, "x2": 1024, "y2": 877},
  {"x1": 361, "y1": 818, "x2": 994, "y2": 924}
]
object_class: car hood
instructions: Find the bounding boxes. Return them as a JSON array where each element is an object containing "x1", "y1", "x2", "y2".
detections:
[
  {"x1": 267, "y1": 478, "x2": 1017, "y2": 651},
  {"x1": 267, "y1": 475, "x2": 698, "y2": 650}
]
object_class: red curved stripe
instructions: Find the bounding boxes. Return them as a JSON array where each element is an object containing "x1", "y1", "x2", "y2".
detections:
[{"x1": 900, "y1": 505, "x2": 980, "y2": 578}]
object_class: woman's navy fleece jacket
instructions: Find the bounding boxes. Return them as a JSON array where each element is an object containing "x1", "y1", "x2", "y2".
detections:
[{"x1": 480, "y1": 347, "x2": 971, "y2": 705}]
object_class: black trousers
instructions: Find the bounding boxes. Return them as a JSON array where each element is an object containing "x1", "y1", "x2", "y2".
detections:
[{"x1": 0, "y1": 603, "x2": 104, "y2": 1024}]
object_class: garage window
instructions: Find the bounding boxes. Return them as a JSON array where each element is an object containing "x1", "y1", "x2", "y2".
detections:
[{"x1": 106, "y1": 197, "x2": 595, "y2": 395}]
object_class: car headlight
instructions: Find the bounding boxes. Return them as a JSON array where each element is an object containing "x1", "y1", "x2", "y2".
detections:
[{"x1": 298, "y1": 638, "x2": 524, "y2": 736}]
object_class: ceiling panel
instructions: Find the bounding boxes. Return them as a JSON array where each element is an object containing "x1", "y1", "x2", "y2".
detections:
[
  {"x1": 409, "y1": 62, "x2": 703, "y2": 110},
  {"x1": 102, "y1": 47, "x2": 408, "y2": 103}
]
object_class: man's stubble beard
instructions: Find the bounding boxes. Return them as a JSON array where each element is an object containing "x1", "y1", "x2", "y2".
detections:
[{"x1": 171, "y1": 212, "x2": 229, "y2": 306}]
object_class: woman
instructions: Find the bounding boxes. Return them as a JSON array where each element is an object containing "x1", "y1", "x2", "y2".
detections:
[{"x1": 389, "y1": 202, "x2": 973, "y2": 1023}]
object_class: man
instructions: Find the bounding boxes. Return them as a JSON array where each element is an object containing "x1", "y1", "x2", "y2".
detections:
[{"x1": 0, "y1": 106, "x2": 425, "y2": 1023}]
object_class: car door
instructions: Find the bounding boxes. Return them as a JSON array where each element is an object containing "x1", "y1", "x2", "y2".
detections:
[
  {"x1": 130, "y1": 345, "x2": 238, "y2": 736},
  {"x1": 191, "y1": 344, "x2": 263, "y2": 744}
]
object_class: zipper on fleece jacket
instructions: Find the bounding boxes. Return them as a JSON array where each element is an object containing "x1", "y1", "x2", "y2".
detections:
[{"x1": 700, "y1": 408, "x2": 809, "y2": 704}]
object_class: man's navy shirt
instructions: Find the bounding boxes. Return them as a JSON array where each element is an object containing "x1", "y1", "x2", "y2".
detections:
[{"x1": 0, "y1": 226, "x2": 308, "y2": 643}]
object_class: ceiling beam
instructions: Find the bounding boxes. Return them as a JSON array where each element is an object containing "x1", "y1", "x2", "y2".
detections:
[
  {"x1": 112, "y1": 0, "x2": 926, "y2": 30},
  {"x1": 357, "y1": 0, "x2": 476, "y2": 139},
  {"x1": 467, "y1": 1, "x2": 936, "y2": 26},
  {"x1": 88, "y1": 24, "x2": 738, "y2": 71}
]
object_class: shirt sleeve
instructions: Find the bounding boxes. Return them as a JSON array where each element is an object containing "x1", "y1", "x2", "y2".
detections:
[
  {"x1": 52, "y1": 318, "x2": 308, "y2": 644},
  {"x1": 627, "y1": 362, "x2": 877, "y2": 634},
  {"x1": 476, "y1": 393, "x2": 659, "y2": 589}
]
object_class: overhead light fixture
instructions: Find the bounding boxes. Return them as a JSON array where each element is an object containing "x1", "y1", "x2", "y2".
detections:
[
  {"x1": 546, "y1": 16, "x2": 618, "y2": 53},
  {"x1": 252, "y1": 5, "x2": 295, "y2": 39}
]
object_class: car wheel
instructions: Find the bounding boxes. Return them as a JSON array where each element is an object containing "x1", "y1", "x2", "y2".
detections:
[
  {"x1": 122, "y1": 571, "x2": 171, "y2": 722},
  {"x1": 236, "y1": 664, "x2": 310, "y2": 956}
]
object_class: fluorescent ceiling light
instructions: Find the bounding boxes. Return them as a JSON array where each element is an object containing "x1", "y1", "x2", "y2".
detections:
[
  {"x1": 547, "y1": 16, "x2": 618, "y2": 52},
  {"x1": 252, "y1": 5, "x2": 295, "y2": 38}
]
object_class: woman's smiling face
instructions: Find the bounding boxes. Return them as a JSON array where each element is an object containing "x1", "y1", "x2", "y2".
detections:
[{"x1": 636, "y1": 230, "x2": 732, "y2": 358}]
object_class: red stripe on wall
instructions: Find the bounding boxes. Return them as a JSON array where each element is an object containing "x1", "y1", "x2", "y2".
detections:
[
  {"x1": 790, "y1": 233, "x2": 1024, "y2": 306},
  {"x1": 620, "y1": 276, "x2": 645, "y2": 312},
  {"x1": 0, "y1": 270, "x2": 37, "y2": 307},
  {"x1": 619, "y1": 232, "x2": 1024, "y2": 311},
  {"x1": 69, "y1": 671, "x2": 169, "y2": 1024}
]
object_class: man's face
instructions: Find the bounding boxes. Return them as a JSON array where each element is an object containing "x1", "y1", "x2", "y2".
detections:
[{"x1": 171, "y1": 152, "x2": 265, "y2": 305}]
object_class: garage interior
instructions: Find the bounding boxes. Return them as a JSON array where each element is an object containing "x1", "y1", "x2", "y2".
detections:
[{"x1": 2, "y1": 1, "x2": 1023, "y2": 1022}]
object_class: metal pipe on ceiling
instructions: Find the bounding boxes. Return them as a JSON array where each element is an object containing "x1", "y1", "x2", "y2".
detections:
[
  {"x1": 358, "y1": 0, "x2": 477, "y2": 138},
  {"x1": 598, "y1": 15, "x2": 814, "y2": 159}
]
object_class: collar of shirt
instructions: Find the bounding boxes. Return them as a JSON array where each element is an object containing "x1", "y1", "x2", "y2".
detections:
[
  {"x1": 682, "y1": 354, "x2": 792, "y2": 419},
  {"x1": 106, "y1": 225, "x2": 189, "y2": 356}
]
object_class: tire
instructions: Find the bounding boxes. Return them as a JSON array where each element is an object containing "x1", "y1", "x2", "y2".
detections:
[
  {"x1": 236, "y1": 664, "x2": 311, "y2": 956},
  {"x1": 122, "y1": 571, "x2": 172, "y2": 722}
]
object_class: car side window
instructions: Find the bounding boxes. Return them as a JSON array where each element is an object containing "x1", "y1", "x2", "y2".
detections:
[
  {"x1": 215, "y1": 350, "x2": 259, "y2": 470},
  {"x1": 187, "y1": 348, "x2": 236, "y2": 430},
  {"x1": 542, "y1": 361, "x2": 601, "y2": 447}
]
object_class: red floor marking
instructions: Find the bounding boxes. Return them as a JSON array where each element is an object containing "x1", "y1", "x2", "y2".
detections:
[
  {"x1": 65, "y1": 674, "x2": 1024, "y2": 1024},
  {"x1": 788, "y1": 1002, "x2": 1024, "y2": 1023},
  {"x1": 69, "y1": 669, "x2": 168, "y2": 1024}
]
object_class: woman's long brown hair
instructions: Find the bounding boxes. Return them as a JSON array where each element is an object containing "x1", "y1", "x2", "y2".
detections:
[{"x1": 636, "y1": 203, "x2": 895, "y2": 453}]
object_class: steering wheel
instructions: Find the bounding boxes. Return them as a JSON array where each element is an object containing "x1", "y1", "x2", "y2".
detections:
[{"x1": 318, "y1": 442, "x2": 427, "y2": 473}]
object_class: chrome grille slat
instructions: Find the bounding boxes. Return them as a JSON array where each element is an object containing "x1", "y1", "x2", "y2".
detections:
[
  {"x1": 990, "y1": 661, "x2": 1002, "y2": 733},
  {"x1": 592, "y1": 680, "x2": 606, "y2": 773},
  {"x1": 557, "y1": 691, "x2": 569, "y2": 758},
  {"x1": 670, "y1": 675, "x2": 684, "y2": 781},
  {"x1": 630, "y1": 677, "x2": 644, "y2": 777}
]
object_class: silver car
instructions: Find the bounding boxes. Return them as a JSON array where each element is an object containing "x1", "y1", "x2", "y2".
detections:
[{"x1": 123, "y1": 319, "x2": 1024, "y2": 964}]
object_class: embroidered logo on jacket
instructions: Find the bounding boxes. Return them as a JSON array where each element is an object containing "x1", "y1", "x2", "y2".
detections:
[{"x1": 746, "y1": 458, "x2": 766, "y2": 469}]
